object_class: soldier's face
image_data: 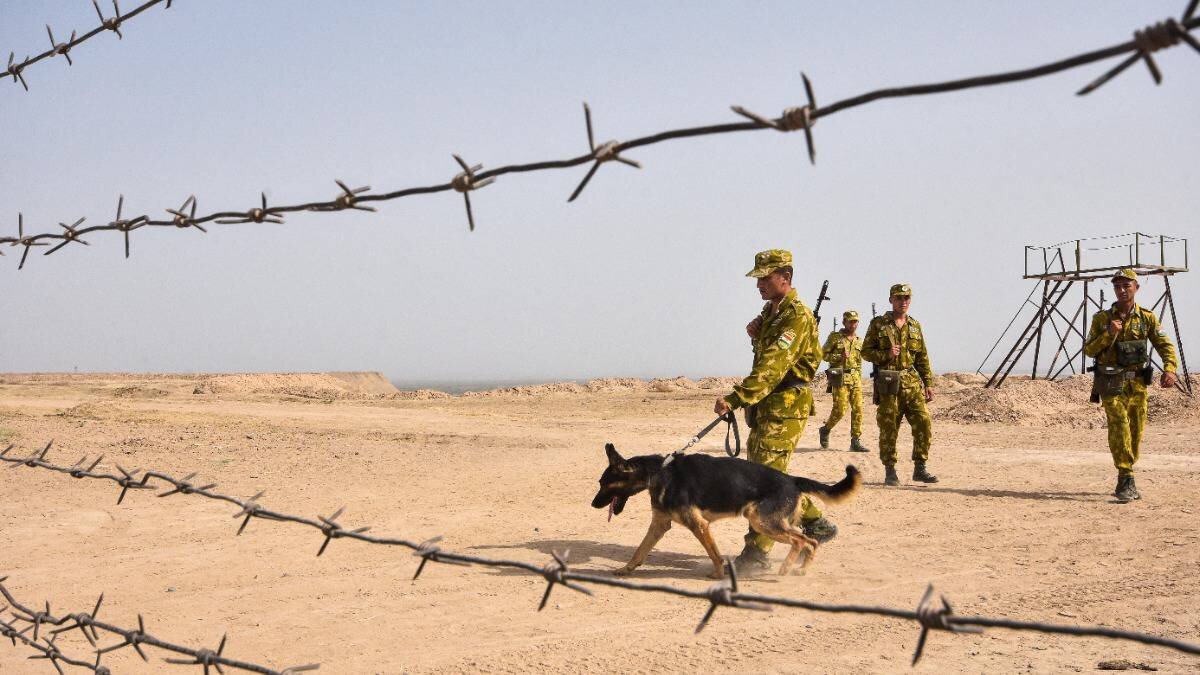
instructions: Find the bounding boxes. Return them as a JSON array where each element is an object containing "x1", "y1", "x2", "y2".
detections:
[
  {"x1": 757, "y1": 271, "x2": 790, "y2": 301},
  {"x1": 890, "y1": 294, "x2": 911, "y2": 314},
  {"x1": 1113, "y1": 279, "x2": 1138, "y2": 304},
  {"x1": 844, "y1": 319, "x2": 859, "y2": 333}
]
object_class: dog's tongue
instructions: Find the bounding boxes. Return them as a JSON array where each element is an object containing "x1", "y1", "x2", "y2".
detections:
[{"x1": 608, "y1": 500, "x2": 614, "y2": 522}]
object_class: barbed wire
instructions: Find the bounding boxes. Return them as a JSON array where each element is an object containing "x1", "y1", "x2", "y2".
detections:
[
  {"x1": 3, "y1": 0, "x2": 174, "y2": 92},
  {"x1": 0, "y1": 579, "x2": 318, "y2": 675},
  {"x1": 3, "y1": 5, "x2": 1199, "y2": 269},
  {"x1": 3, "y1": 441, "x2": 1198, "y2": 668}
]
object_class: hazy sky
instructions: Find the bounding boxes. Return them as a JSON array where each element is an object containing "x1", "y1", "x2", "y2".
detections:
[{"x1": 1, "y1": 1, "x2": 1196, "y2": 385}]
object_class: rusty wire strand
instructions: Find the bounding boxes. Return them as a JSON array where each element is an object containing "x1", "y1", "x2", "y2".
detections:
[
  {"x1": 0, "y1": 579, "x2": 318, "y2": 675},
  {"x1": 3, "y1": 6, "x2": 1199, "y2": 262},
  {"x1": 3, "y1": 0, "x2": 173, "y2": 92},
  {"x1": 2, "y1": 442, "x2": 1198, "y2": 666}
]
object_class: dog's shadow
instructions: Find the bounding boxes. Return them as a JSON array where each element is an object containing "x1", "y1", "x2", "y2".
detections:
[{"x1": 470, "y1": 538, "x2": 720, "y2": 580}]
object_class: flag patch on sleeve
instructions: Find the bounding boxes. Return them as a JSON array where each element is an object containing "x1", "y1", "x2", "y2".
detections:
[{"x1": 777, "y1": 330, "x2": 796, "y2": 349}]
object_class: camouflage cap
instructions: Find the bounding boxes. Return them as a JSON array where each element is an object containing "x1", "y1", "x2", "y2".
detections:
[
  {"x1": 843, "y1": 310, "x2": 859, "y2": 321},
  {"x1": 889, "y1": 283, "x2": 912, "y2": 297},
  {"x1": 1111, "y1": 268, "x2": 1139, "y2": 283},
  {"x1": 745, "y1": 249, "x2": 793, "y2": 278}
]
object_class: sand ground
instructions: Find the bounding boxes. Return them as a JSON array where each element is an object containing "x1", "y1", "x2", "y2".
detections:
[{"x1": 1, "y1": 373, "x2": 1197, "y2": 674}]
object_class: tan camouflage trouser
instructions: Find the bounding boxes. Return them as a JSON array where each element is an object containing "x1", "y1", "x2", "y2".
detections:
[
  {"x1": 877, "y1": 373, "x2": 931, "y2": 466},
  {"x1": 1102, "y1": 379, "x2": 1148, "y2": 476},
  {"x1": 824, "y1": 382, "x2": 863, "y2": 438},
  {"x1": 743, "y1": 387, "x2": 822, "y2": 554}
]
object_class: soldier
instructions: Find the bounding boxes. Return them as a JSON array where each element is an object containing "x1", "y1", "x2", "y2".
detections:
[
  {"x1": 818, "y1": 310, "x2": 870, "y2": 453},
  {"x1": 1083, "y1": 268, "x2": 1178, "y2": 502},
  {"x1": 713, "y1": 249, "x2": 836, "y2": 574},
  {"x1": 861, "y1": 283, "x2": 937, "y2": 486}
]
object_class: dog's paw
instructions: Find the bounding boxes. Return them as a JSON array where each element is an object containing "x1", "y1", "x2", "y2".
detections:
[
  {"x1": 613, "y1": 566, "x2": 635, "y2": 577},
  {"x1": 707, "y1": 569, "x2": 725, "y2": 580}
]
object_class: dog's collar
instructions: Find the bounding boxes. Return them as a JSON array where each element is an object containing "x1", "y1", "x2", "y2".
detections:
[{"x1": 661, "y1": 451, "x2": 683, "y2": 468}]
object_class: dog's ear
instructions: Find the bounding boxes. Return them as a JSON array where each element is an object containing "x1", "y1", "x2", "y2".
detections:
[{"x1": 605, "y1": 443, "x2": 624, "y2": 467}]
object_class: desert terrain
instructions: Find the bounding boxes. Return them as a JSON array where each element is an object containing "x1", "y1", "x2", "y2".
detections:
[{"x1": 1, "y1": 371, "x2": 1198, "y2": 673}]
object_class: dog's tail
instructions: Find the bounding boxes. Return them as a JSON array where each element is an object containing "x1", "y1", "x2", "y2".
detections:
[{"x1": 794, "y1": 465, "x2": 861, "y2": 505}]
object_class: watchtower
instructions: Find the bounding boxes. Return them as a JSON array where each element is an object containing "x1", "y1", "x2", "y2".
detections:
[{"x1": 978, "y1": 233, "x2": 1191, "y2": 395}]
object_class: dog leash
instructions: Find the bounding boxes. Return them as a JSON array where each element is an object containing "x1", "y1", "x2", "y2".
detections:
[{"x1": 663, "y1": 412, "x2": 741, "y2": 467}]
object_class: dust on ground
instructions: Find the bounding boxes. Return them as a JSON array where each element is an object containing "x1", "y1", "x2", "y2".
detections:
[{"x1": 1, "y1": 371, "x2": 1197, "y2": 673}]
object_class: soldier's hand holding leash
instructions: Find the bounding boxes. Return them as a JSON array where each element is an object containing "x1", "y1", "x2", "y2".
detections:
[
  {"x1": 1107, "y1": 319, "x2": 1124, "y2": 336},
  {"x1": 1161, "y1": 371, "x2": 1178, "y2": 388},
  {"x1": 714, "y1": 397, "x2": 732, "y2": 416}
]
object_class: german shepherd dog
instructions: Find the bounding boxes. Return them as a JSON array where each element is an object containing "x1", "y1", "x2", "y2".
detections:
[{"x1": 591, "y1": 444, "x2": 861, "y2": 578}]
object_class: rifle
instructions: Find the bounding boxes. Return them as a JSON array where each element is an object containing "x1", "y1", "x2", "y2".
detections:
[
  {"x1": 869, "y1": 303, "x2": 878, "y2": 380},
  {"x1": 812, "y1": 280, "x2": 830, "y2": 325}
]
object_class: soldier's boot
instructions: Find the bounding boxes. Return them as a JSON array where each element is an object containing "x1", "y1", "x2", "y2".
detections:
[
  {"x1": 884, "y1": 465, "x2": 900, "y2": 486},
  {"x1": 818, "y1": 425, "x2": 830, "y2": 449},
  {"x1": 1115, "y1": 475, "x2": 1140, "y2": 502},
  {"x1": 849, "y1": 437, "x2": 869, "y2": 453},
  {"x1": 912, "y1": 462, "x2": 938, "y2": 483},
  {"x1": 802, "y1": 517, "x2": 838, "y2": 544},
  {"x1": 732, "y1": 544, "x2": 771, "y2": 576}
]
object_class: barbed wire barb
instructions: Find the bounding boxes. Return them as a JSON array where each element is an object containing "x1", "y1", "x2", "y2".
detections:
[
  {"x1": 450, "y1": 154, "x2": 495, "y2": 231},
  {"x1": 232, "y1": 491, "x2": 267, "y2": 535},
  {"x1": 315, "y1": 506, "x2": 370, "y2": 557},
  {"x1": 43, "y1": 218, "x2": 89, "y2": 256},
  {"x1": 1078, "y1": 3, "x2": 1200, "y2": 95},
  {"x1": 732, "y1": 71, "x2": 818, "y2": 164},
  {"x1": 215, "y1": 193, "x2": 285, "y2": 225},
  {"x1": 537, "y1": 549, "x2": 592, "y2": 611},
  {"x1": 93, "y1": 0, "x2": 127, "y2": 40},
  {"x1": 49, "y1": 593, "x2": 105, "y2": 647},
  {"x1": 107, "y1": 194, "x2": 148, "y2": 259},
  {"x1": 6, "y1": 52, "x2": 31, "y2": 91},
  {"x1": 13, "y1": 213, "x2": 49, "y2": 270},
  {"x1": 567, "y1": 102, "x2": 641, "y2": 202},
  {"x1": 96, "y1": 613, "x2": 150, "y2": 661},
  {"x1": 411, "y1": 536, "x2": 469, "y2": 580},
  {"x1": 46, "y1": 26, "x2": 76, "y2": 66},
  {"x1": 167, "y1": 195, "x2": 207, "y2": 233}
]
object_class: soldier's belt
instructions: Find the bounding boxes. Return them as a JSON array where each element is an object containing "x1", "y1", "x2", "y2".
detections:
[{"x1": 770, "y1": 374, "x2": 809, "y2": 395}]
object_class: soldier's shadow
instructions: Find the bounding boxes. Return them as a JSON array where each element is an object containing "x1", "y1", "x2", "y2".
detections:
[
  {"x1": 470, "y1": 538, "x2": 725, "y2": 580},
  {"x1": 871, "y1": 484, "x2": 1106, "y2": 502}
]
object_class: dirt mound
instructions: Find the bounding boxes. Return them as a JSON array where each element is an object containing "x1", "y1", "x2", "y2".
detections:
[
  {"x1": 198, "y1": 372, "x2": 400, "y2": 400},
  {"x1": 110, "y1": 385, "x2": 169, "y2": 399},
  {"x1": 392, "y1": 389, "x2": 453, "y2": 400},
  {"x1": 51, "y1": 401, "x2": 118, "y2": 420},
  {"x1": 462, "y1": 382, "x2": 586, "y2": 397},
  {"x1": 648, "y1": 377, "x2": 699, "y2": 392},
  {"x1": 584, "y1": 378, "x2": 651, "y2": 393},
  {"x1": 939, "y1": 371, "x2": 989, "y2": 386},
  {"x1": 696, "y1": 376, "x2": 740, "y2": 390},
  {"x1": 932, "y1": 373, "x2": 1199, "y2": 427}
]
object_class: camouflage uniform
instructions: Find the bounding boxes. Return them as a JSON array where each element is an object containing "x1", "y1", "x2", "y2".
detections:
[
  {"x1": 821, "y1": 313, "x2": 864, "y2": 440},
  {"x1": 1083, "y1": 275, "x2": 1177, "y2": 479},
  {"x1": 861, "y1": 285, "x2": 934, "y2": 470},
  {"x1": 723, "y1": 250, "x2": 823, "y2": 554}
]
